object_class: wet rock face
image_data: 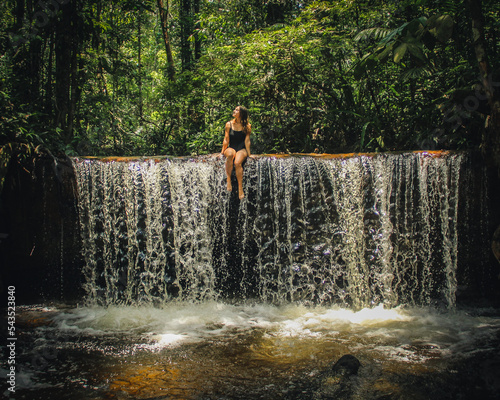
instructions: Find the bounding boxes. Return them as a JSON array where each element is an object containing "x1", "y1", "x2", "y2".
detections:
[
  {"x1": 493, "y1": 225, "x2": 500, "y2": 266},
  {"x1": 1, "y1": 155, "x2": 84, "y2": 303}
]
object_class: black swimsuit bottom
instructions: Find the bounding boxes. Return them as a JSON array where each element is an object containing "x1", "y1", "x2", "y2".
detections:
[{"x1": 229, "y1": 122, "x2": 246, "y2": 152}]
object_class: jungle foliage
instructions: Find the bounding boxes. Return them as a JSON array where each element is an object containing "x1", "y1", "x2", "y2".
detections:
[{"x1": 0, "y1": 0, "x2": 499, "y2": 157}]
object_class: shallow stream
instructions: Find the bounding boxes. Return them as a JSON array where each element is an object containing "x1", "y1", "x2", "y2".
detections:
[{"x1": 3, "y1": 301, "x2": 500, "y2": 399}]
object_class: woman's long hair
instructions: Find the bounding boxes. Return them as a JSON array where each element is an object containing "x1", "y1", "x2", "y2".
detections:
[{"x1": 238, "y1": 106, "x2": 249, "y2": 133}]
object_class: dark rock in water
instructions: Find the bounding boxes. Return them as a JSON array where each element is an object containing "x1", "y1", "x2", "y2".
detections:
[
  {"x1": 331, "y1": 354, "x2": 362, "y2": 376},
  {"x1": 313, "y1": 355, "x2": 362, "y2": 399}
]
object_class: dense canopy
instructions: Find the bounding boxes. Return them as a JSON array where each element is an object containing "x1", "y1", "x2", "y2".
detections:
[{"x1": 1, "y1": 0, "x2": 499, "y2": 157}]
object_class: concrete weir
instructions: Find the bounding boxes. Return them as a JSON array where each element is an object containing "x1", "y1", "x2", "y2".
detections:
[{"x1": 1, "y1": 151, "x2": 498, "y2": 306}]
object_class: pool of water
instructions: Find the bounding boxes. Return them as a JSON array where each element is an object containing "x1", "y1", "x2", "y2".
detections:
[{"x1": 2, "y1": 302, "x2": 500, "y2": 399}]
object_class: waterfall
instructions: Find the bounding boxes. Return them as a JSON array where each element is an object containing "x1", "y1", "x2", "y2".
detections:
[{"x1": 72, "y1": 152, "x2": 488, "y2": 308}]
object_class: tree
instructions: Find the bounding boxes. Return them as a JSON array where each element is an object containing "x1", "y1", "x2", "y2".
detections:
[
  {"x1": 466, "y1": 0, "x2": 500, "y2": 267},
  {"x1": 157, "y1": 0, "x2": 175, "y2": 80},
  {"x1": 1, "y1": 0, "x2": 498, "y2": 157},
  {"x1": 180, "y1": 0, "x2": 193, "y2": 70},
  {"x1": 467, "y1": 0, "x2": 500, "y2": 171}
]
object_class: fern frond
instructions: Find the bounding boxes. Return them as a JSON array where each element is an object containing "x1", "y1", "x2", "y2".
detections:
[
  {"x1": 438, "y1": 0, "x2": 459, "y2": 16},
  {"x1": 401, "y1": 66, "x2": 434, "y2": 81},
  {"x1": 354, "y1": 27, "x2": 391, "y2": 42}
]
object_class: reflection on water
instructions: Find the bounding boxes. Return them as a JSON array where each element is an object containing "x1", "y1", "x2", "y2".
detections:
[{"x1": 3, "y1": 302, "x2": 500, "y2": 399}]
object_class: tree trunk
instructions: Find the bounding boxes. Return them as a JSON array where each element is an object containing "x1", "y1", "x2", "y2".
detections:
[
  {"x1": 53, "y1": 1, "x2": 83, "y2": 144},
  {"x1": 157, "y1": 0, "x2": 175, "y2": 81},
  {"x1": 14, "y1": 0, "x2": 25, "y2": 31},
  {"x1": 180, "y1": 0, "x2": 192, "y2": 70},
  {"x1": 29, "y1": 33, "x2": 42, "y2": 106},
  {"x1": 93, "y1": 0, "x2": 108, "y2": 96},
  {"x1": 467, "y1": 0, "x2": 500, "y2": 271},
  {"x1": 45, "y1": 32, "x2": 54, "y2": 114},
  {"x1": 55, "y1": 5, "x2": 73, "y2": 137},
  {"x1": 193, "y1": 0, "x2": 201, "y2": 61},
  {"x1": 68, "y1": 36, "x2": 78, "y2": 141},
  {"x1": 467, "y1": 0, "x2": 500, "y2": 170},
  {"x1": 138, "y1": 7, "x2": 143, "y2": 119}
]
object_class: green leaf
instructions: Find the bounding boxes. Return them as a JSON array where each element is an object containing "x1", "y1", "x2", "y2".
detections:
[
  {"x1": 353, "y1": 54, "x2": 379, "y2": 80},
  {"x1": 405, "y1": 18, "x2": 425, "y2": 37},
  {"x1": 393, "y1": 43, "x2": 407, "y2": 63},
  {"x1": 360, "y1": 121, "x2": 372, "y2": 149},
  {"x1": 379, "y1": 26, "x2": 402, "y2": 45},
  {"x1": 398, "y1": 34, "x2": 426, "y2": 62},
  {"x1": 354, "y1": 27, "x2": 391, "y2": 42},
  {"x1": 427, "y1": 15, "x2": 454, "y2": 42},
  {"x1": 0, "y1": 144, "x2": 13, "y2": 195},
  {"x1": 376, "y1": 42, "x2": 394, "y2": 61}
]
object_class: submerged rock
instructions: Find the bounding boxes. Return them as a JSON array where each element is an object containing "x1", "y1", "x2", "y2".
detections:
[
  {"x1": 314, "y1": 354, "x2": 362, "y2": 399},
  {"x1": 331, "y1": 354, "x2": 362, "y2": 376}
]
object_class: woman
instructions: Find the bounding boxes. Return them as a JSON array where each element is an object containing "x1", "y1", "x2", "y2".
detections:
[{"x1": 220, "y1": 106, "x2": 252, "y2": 199}]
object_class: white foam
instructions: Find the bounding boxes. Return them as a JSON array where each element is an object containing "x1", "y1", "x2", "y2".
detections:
[{"x1": 46, "y1": 302, "x2": 500, "y2": 359}]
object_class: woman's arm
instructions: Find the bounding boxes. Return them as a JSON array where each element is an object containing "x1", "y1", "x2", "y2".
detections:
[
  {"x1": 245, "y1": 124, "x2": 252, "y2": 157},
  {"x1": 221, "y1": 122, "x2": 230, "y2": 154}
]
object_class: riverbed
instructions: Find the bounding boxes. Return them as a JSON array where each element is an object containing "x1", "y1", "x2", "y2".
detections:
[{"x1": 3, "y1": 301, "x2": 500, "y2": 399}]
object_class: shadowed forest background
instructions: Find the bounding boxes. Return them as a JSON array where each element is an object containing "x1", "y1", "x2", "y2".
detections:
[{"x1": 0, "y1": 0, "x2": 499, "y2": 159}]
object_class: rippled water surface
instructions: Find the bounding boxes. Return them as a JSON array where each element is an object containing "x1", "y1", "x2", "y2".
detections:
[{"x1": 3, "y1": 302, "x2": 500, "y2": 399}]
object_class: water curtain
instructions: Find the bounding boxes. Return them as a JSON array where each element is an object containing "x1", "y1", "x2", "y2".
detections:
[{"x1": 72, "y1": 152, "x2": 488, "y2": 308}]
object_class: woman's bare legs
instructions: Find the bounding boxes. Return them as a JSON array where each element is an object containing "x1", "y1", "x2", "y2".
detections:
[
  {"x1": 224, "y1": 148, "x2": 236, "y2": 191},
  {"x1": 234, "y1": 149, "x2": 248, "y2": 199}
]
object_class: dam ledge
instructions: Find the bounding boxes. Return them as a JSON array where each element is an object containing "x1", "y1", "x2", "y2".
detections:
[{"x1": 72, "y1": 150, "x2": 457, "y2": 163}]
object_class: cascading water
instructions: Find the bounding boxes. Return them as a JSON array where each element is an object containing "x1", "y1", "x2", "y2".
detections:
[{"x1": 72, "y1": 151, "x2": 485, "y2": 308}]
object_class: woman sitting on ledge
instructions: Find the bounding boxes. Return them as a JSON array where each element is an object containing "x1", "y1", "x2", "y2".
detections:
[{"x1": 220, "y1": 106, "x2": 252, "y2": 199}]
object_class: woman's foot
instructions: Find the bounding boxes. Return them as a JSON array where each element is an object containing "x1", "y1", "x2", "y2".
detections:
[
  {"x1": 239, "y1": 189, "x2": 244, "y2": 200},
  {"x1": 227, "y1": 180, "x2": 232, "y2": 192}
]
